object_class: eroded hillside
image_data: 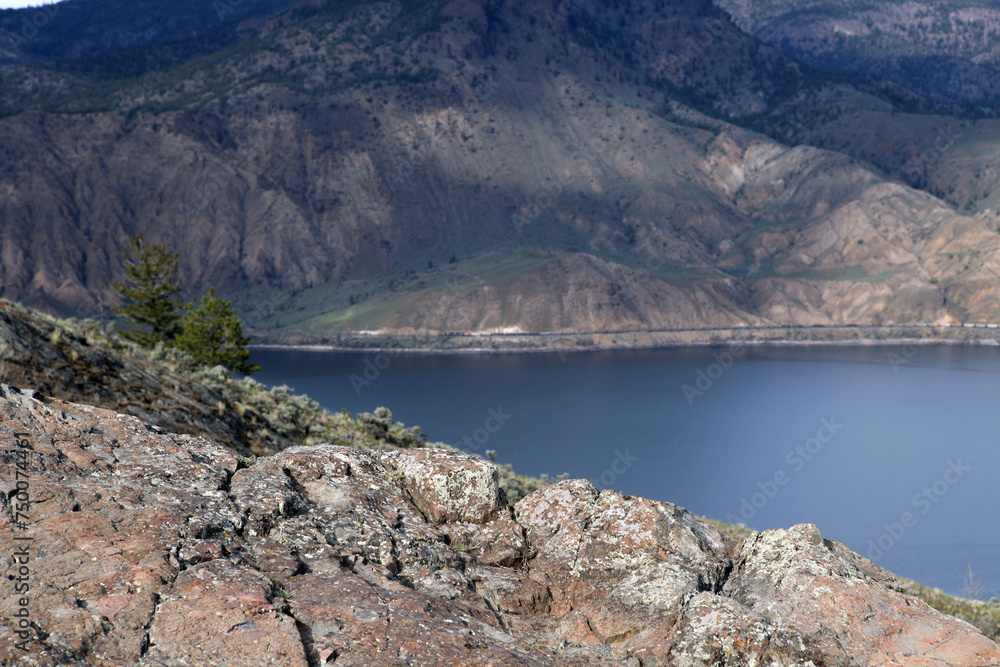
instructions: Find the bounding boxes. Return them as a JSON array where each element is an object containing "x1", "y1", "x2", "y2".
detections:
[{"x1": 2, "y1": 0, "x2": 1000, "y2": 341}]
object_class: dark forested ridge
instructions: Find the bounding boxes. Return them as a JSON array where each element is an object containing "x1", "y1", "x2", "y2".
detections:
[{"x1": 0, "y1": 0, "x2": 297, "y2": 65}]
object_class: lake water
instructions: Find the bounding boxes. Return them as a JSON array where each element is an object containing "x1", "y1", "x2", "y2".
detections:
[{"x1": 250, "y1": 343, "x2": 1000, "y2": 598}]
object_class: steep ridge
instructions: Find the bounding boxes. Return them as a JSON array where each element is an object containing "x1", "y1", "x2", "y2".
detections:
[
  {"x1": 2, "y1": 0, "x2": 1000, "y2": 341},
  {"x1": 1, "y1": 387, "x2": 997, "y2": 665}
]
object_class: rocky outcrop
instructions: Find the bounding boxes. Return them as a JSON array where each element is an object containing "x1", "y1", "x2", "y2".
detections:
[{"x1": 1, "y1": 386, "x2": 997, "y2": 666}]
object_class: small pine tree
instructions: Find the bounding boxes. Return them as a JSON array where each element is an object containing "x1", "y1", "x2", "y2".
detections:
[
  {"x1": 174, "y1": 288, "x2": 260, "y2": 374},
  {"x1": 111, "y1": 235, "x2": 183, "y2": 347}
]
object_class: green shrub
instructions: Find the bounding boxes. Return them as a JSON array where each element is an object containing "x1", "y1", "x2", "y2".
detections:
[
  {"x1": 111, "y1": 235, "x2": 184, "y2": 347},
  {"x1": 174, "y1": 288, "x2": 259, "y2": 374}
]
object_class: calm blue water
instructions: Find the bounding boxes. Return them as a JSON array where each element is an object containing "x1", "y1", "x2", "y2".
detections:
[{"x1": 250, "y1": 344, "x2": 1000, "y2": 598}]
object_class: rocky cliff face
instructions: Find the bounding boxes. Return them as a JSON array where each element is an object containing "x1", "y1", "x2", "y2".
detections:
[{"x1": 2, "y1": 386, "x2": 997, "y2": 666}]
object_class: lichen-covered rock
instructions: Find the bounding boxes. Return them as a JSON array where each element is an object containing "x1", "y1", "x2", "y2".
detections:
[
  {"x1": 515, "y1": 480, "x2": 738, "y2": 662},
  {"x1": 722, "y1": 524, "x2": 1000, "y2": 666},
  {"x1": 0, "y1": 384, "x2": 281, "y2": 665},
  {"x1": 381, "y1": 448, "x2": 530, "y2": 567},
  {"x1": 379, "y1": 448, "x2": 504, "y2": 524},
  {"x1": 1, "y1": 387, "x2": 998, "y2": 666}
]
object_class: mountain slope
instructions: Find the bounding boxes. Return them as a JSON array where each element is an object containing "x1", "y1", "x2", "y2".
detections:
[
  {"x1": 0, "y1": 0, "x2": 297, "y2": 66},
  {"x1": 2, "y1": 0, "x2": 1000, "y2": 341},
  {"x1": 715, "y1": 0, "x2": 1000, "y2": 106}
]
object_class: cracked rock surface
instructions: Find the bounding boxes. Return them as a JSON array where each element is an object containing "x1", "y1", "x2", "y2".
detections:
[{"x1": 1, "y1": 386, "x2": 998, "y2": 666}]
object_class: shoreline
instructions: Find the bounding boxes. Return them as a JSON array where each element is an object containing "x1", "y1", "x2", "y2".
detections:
[{"x1": 249, "y1": 335, "x2": 1000, "y2": 355}]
